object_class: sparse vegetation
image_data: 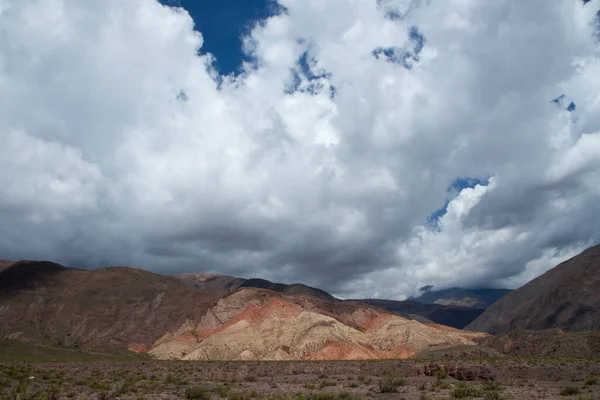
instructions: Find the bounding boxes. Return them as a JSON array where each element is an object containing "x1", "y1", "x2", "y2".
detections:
[
  {"x1": 0, "y1": 356, "x2": 599, "y2": 400},
  {"x1": 185, "y1": 385, "x2": 211, "y2": 400},
  {"x1": 0, "y1": 339, "x2": 143, "y2": 363},
  {"x1": 585, "y1": 375, "x2": 598, "y2": 386},
  {"x1": 378, "y1": 376, "x2": 406, "y2": 393},
  {"x1": 560, "y1": 386, "x2": 582, "y2": 396},
  {"x1": 318, "y1": 380, "x2": 336, "y2": 389}
]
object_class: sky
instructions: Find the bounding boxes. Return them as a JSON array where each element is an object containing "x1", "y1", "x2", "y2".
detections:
[
  {"x1": 1, "y1": 0, "x2": 600, "y2": 299},
  {"x1": 158, "y1": 0, "x2": 277, "y2": 75}
]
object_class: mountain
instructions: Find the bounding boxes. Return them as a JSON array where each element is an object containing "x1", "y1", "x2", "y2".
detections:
[
  {"x1": 410, "y1": 287, "x2": 512, "y2": 309},
  {"x1": 477, "y1": 329, "x2": 600, "y2": 357},
  {"x1": 178, "y1": 274, "x2": 335, "y2": 301},
  {"x1": 238, "y1": 278, "x2": 336, "y2": 301},
  {"x1": 179, "y1": 275, "x2": 483, "y2": 328},
  {"x1": 354, "y1": 299, "x2": 484, "y2": 329},
  {"x1": 149, "y1": 290, "x2": 485, "y2": 361},
  {"x1": 466, "y1": 245, "x2": 600, "y2": 334},
  {"x1": 0, "y1": 261, "x2": 223, "y2": 352},
  {"x1": 178, "y1": 273, "x2": 246, "y2": 292},
  {"x1": 0, "y1": 260, "x2": 485, "y2": 360}
]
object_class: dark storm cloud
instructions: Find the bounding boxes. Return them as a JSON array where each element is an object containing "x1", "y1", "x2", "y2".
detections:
[{"x1": 0, "y1": 0, "x2": 599, "y2": 299}]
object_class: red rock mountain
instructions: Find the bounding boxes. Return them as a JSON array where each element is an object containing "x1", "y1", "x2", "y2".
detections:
[{"x1": 0, "y1": 260, "x2": 485, "y2": 360}]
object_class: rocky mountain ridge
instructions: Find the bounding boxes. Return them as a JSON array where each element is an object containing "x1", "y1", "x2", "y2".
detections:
[{"x1": 0, "y1": 260, "x2": 485, "y2": 360}]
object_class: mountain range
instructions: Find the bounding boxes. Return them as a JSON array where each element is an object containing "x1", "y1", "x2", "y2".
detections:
[
  {"x1": 1, "y1": 244, "x2": 599, "y2": 360},
  {"x1": 0, "y1": 261, "x2": 484, "y2": 360}
]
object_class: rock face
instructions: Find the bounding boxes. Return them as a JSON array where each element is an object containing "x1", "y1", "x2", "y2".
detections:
[
  {"x1": 353, "y1": 299, "x2": 484, "y2": 329},
  {"x1": 0, "y1": 260, "x2": 486, "y2": 360},
  {"x1": 466, "y1": 245, "x2": 600, "y2": 334},
  {"x1": 149, "y1": 289, "x2": 485, "y2": 361}
]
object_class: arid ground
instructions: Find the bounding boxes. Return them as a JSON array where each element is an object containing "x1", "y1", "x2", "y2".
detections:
[{"x1": 1, "y1": 341, "x2": 599, "y2": 400}]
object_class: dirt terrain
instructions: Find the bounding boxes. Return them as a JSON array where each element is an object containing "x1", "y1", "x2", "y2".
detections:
[{"x1": 1, "y1": 356, "x2": 599, "y2": 399}]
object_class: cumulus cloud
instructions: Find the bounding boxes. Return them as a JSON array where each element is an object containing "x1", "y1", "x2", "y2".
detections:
[{"x1": 0, "y1": 0, "x2": 599, "y2": 299}]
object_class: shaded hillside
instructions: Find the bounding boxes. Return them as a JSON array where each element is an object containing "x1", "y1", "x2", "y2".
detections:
[
  {"x1": 178, "y1": 273, "x2": 246, "y2": 292},
  {"x1": 0, "y1": 261, "x2": 223, "y2": 352},
  {"x1": 0, "y1": 260, "x2": 486, "y2": 360},
  {"x1": 238, "y1": 278, "x2": 336, "y2": 301},
  {"x1": 467, "y1": 245, "x2": 600, "y2": 334},
  {"x1": 0, "y1": 260, "x2": 15, "y2": 272},
  {"x1": 177, "y1": 274, "x2": 335, "y2": 301},
  {"x1": 478, "y1": 329, "x2": 600, "y2": 357},
  {"x1": 411, "y1": 287, "x2": 512, "y2": 309},
  {"x1": 354, "y1": 299, "x2": 484, "y2": 329},
  {"x1": 416, "y1": 329, "x2": 600, "y2": 359}
]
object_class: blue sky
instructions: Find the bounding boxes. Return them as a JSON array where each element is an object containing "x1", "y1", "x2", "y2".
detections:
[
  {"x1": 426, "y1": 177, "x2": 490, "y2": 228},
  {"x1": 160, "y1": 0, "x2": 274, "y2": 74}
]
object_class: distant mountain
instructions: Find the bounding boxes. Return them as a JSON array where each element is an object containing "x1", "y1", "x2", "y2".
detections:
[
  {"x1": 410, "y1": 287, "x2": 512, "y2": 309},
  {"x1": 177, "y1": 274, "x2": 335, "y2": 301},
  {"x1": 178, "y1": 273, "x2": 246, "y2": 292},
  {"x1": 354, "y1": 299, "x2": 484, "y2": 329},
  {"x1": 238, "y1": 278, "x2": 336, "y2": 301},
  {"x1": 467, "y1": 245, "x2": 600, "y2": 334},
  {"x1": 0, "y1": 260, "x2": 485, "y2": 360}
]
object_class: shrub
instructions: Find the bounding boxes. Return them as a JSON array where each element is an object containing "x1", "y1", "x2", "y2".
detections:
[
  {"x1": 559, "y1": 386, "x2": 581, "y2": 396},
  {"x1": 46, "y1": 386, "x2": 60, "y2": 400},
  {"x1": 378, "y1": 377, "x2": 407, "y2": 393},
  {"x1": 227, "y1": 391, "x2": 254, "y2": 400},
  {"x1": 432, "y1": 380, "x2": 452, "y2": 390},
  {"x1": 585, "y1": 375, "x2": 598, "y2": 386},
  {"x1": 214, "y1": 384, "x2": 229, "y2": 397},
  {"x1": 164, "y1": 373, "x2": 185, "y2": 385},
  {"x1": 186, "y1": 385, "x2": 211, "y2": 400},
  {"x1": 318, "y1": 380, "x2": 336, "y2": 389},
  {"x1": 451, "y1": 383, "x2": 482, "y2": 398},
  {"x1": 435, "y1": 368, "x2": 448, "y2": 379}
]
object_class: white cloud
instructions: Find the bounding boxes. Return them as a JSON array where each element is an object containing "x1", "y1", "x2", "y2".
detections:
[{"x1": 0, "y1": 0, "x2": 599, "y2": 298}]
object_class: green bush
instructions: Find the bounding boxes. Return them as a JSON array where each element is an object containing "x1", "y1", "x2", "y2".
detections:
[
  {"x1": 186, "y1": 385, "x2": 211, "y2": 400},
  {"x1": 378, "y1": 377, "x2": 407, "y2": 393},
  {"x1": 214, "y1": 384, "x2": 229, "y2": 397},
  {"x1": 585, "y1": 375, "x2": 598, "y2": 386},
  {"x1": 451, "y1": 383, "x2": 482, "y2": 398},
  {"x1": 559, "y1": 386, "x2": 581, "y2": 396}
]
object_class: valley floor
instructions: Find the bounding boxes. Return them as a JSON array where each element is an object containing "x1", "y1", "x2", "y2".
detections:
[{"x1": 1, "y1": 357, "x2": 600, "y2": 400}]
